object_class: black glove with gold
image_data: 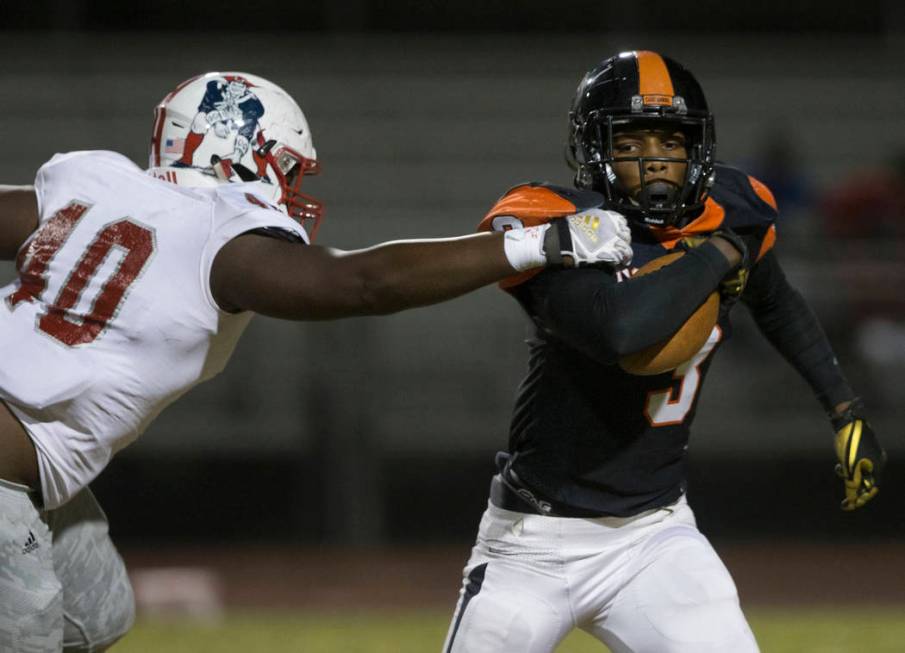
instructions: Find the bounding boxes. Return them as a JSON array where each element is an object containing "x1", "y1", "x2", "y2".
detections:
[
  {"x1": 681, "y1": 229, "x2": 752, "y2": 316},
  {"x1": 832, "y1": 398, "x2": 887, "y2": 511},
  {"x1": 709, "y1": 229, "x2": 750, "y2": 302}
]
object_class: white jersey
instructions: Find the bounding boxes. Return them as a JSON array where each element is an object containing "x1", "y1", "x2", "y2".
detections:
[{"x1": 0, "y1": 151, "x2": 308, "y2": 509}]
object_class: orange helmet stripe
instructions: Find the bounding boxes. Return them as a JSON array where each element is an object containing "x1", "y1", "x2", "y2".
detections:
[{"x1": 636, "y1": 51, "x2": 674, "y2": 98}]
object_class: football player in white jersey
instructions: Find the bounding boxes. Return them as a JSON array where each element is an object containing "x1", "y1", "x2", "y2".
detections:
[{"x1": 0, "y1": 71, "x2": 633, "y2": 652}]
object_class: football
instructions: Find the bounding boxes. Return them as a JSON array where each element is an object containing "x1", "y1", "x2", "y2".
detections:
[{"x1": 618, "y1": 252, "x2": 719, "y2": 376}]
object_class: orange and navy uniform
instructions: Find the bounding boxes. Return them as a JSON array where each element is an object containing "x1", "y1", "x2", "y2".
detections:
[{"x1": 480, "y1": 165, "x2": 853, "y2": 517}]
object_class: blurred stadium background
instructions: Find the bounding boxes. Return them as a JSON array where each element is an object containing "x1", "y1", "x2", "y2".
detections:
[{"x1": 2, "y1": 1, "x2": 904, "y2": 650}]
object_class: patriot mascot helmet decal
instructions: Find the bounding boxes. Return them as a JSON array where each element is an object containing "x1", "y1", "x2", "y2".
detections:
[{"x1": 150, "y1": 72, "x2": 323, "y2": 237}]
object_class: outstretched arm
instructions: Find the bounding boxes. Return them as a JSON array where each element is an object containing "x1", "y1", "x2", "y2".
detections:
[
  {"x1": 212, "y1": 231, "x2": 518, "y2": 319},
  {"x1": 210, "y1": 210, "x2": 633, "y2": 320},
  {"x1": 742, "y1": 250, "x2": 853, "y2": 412},
  {"x1": 0, "y1": 186, "x2": 39, "y2": 260},
  {"x1": 742, "y1": 250, "x2": 886, "y2": 510}
]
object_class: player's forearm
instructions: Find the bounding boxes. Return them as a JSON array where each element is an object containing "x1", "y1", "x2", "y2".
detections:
[
  {"x1": 319, "y1": 232, "x2": 515, "y2": 317},
  {"x1": 0, "y1": 185, "x2": 39, "y2": 260},
  {"x1": 534, "y1": 242, "x2": 732, "y2": 362},
  {"x1": 743, "y1": 252, "x2": 854, "y2": 411},
  {"x1": 217, "y1": 232, "x2": 518, "y2": 320}
]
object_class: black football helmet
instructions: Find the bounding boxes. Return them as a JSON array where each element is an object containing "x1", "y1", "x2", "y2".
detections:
[{"x1": 567, "y1": 51, "x2": 716, "y2": 228}]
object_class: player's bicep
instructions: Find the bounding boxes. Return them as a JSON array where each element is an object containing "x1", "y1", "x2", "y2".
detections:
[
  {"x1": 740, "y1": 249, "x2": 787, "y2": 312},
  {"x1": 210, "y1": 233, "x2": 358, "y2": 319},
  {"x1": 0, "y1": 186, "x2": 39, "y2": 260}
]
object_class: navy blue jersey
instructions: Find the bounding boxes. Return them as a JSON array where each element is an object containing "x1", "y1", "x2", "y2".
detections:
[{"x1": 480, "y1": 164, "x2": 782, "y2": 516}]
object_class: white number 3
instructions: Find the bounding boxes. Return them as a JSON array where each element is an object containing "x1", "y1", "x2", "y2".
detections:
[{"x1": 644, "y1": 326, "x2": 723, "y2": 427}]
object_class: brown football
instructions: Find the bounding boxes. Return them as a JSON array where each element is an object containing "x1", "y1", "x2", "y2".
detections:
[{"x1": 617, "y1": 252, "x2": 719, "y2": 376}]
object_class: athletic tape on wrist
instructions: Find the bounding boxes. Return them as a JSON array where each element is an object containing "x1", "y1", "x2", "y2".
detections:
[{"x1": 503, "y1": 224, "x2": 550, "y2": 271}]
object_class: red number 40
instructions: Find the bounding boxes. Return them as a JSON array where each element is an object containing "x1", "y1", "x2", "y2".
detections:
[{"x1": 6, "y1": 201, "x2": 156, "y2": 346}]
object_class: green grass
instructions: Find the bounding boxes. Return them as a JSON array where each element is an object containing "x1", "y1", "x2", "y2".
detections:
[{"x1": 114, "y1": 607, "x2": 905, "y2": 652}]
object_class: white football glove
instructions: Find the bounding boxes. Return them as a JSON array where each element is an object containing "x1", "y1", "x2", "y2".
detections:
[{"x1": 546, "y1": 208, "x2": 632, "y2": 268}]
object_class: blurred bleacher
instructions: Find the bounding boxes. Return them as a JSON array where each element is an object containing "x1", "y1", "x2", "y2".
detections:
[{"x1": 1, "y1": 23, "x2": 902, "y2": 545}]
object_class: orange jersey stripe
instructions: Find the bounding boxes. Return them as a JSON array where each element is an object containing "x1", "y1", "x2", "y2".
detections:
[
  {"x1": 636, "y1": 51, "x2": 674, "y2": 98},
  {"x1": 479, "y1": 185, "x2": 579, "y2": 290},
  {"x1": 654, "y1": 198, "x2": 776, "y2": 261},
  {"x1": 747, "y1": 175, "x2": 778, "y2": 211},
  {"x1": 757, "y1": 224, "x2": 777, "y2": 261},
  {"x1": 650, "y1": 197, "x2": 726, "y2": 249},
  {"x1": 478, "y1": 185, "x2": 578, "y2": 232}
]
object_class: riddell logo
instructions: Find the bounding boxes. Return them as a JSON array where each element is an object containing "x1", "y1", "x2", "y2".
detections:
[{"x1": 22, "y1": 530, "x2": 39, "y2": 554}]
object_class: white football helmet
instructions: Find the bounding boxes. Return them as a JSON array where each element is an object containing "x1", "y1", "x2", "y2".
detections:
[{"x1": 149, "y1": 72, "x2": 323, "y2": 238}]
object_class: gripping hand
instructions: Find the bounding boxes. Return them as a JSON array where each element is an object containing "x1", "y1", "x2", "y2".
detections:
[
  {"x1": 544, "y1": 209, "x2": 632, "y2": 268},
  {"x1": 832, "y1": 399, "x2": 887, "y2": 511},
  {"x1": 679, "y1": 231, "x2": 748, "y2": 315},
  {"x1": 710, "y1": 229, "x2": 751, "y2": 312}
]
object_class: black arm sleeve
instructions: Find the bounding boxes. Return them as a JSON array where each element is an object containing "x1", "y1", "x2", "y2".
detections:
[
  {"x1": 516, "y1": 241, "x2": 733, "y2": 364},
  {"x1": 742, "y1": 249, "x2": 854, "y2": 412}
]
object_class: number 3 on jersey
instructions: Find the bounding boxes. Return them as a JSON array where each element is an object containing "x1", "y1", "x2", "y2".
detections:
[
  {"x1": 6, "y1": 200, "x2": 156, "y2": 346},
  {"x1": 644, "y1": 326, "x2": 722, "y2": 427}
]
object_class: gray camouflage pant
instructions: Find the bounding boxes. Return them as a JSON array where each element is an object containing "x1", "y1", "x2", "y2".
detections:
[{"x1": 0, "y1": 480, "x2": 134, "y2": 652}]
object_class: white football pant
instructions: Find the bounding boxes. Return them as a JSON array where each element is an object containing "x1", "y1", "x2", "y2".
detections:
[{"x1": 444, "y1": 495, "x2": 758, "y2": 653}]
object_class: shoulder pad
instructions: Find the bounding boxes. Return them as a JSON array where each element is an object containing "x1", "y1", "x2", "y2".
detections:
[
  {"x1": 214, "y1": 183, "x2": 280, "y2": 211},
  {"x1": 712, "y1": 164, "x2": 778, "y2": 217},
  {"x1": 746, "y1": 175, "x2": 778, "y2": 211},
  {"x1": 710, "y1": 165, "x2": 778, "y2": 261},
  {"x1": 211, "y1": 186, "x2": 309, "y2": 244},
  {"x1": 477, "y1": 182, "x2": 604, "y2": 233},
  {"x1": 478, "y1": 183, "x2": 605, "y2": 292},
  {"x1": 39, "y1": 150, "x2": 139, "y2": 177}
]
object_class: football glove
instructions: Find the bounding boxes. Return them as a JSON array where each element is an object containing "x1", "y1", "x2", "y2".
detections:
[
  {"x1": 832, "y1": 399, "x2": 887, "y2": 511},
  {"x1": 545, "y1": 209, "x2": 633, "y2": 268},
  {"x1": 708, "y1": 226, "x2": 769, "y2": 314},
  {"x1": 680, "y1": 231, "x2": 749, "y2": 314}
]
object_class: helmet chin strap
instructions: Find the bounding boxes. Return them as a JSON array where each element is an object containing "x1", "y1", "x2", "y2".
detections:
[{"x1": 210, "y1": 155, "x2": 260, "y2": 183}]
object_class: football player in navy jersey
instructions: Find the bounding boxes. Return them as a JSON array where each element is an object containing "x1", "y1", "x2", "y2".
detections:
[{"x1": 443, "y1": 50, "x2": 887, "y2": 653}]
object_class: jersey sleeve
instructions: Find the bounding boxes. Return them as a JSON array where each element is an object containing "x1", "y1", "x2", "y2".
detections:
[
  {"x1": 746, "y1": 174, "x2": 778, "y2": 261},
  {"x1": 33, "y1": 153, "x2": 67, "y2": 221},
  {"x1": 517, "y1": 241, "x2": 733, "y2": 364},
  {"x1": 200, "y1": 188, "x2": 310, "y2": 312},
  {"x1": 712, "y1": 166, "x2": 779, "y2": 262},
  {"x1": 742, "y1": 249, "x2": 854, "y2": 411},
  {"x1": 478, "y1": 183, "x2": 605, "y2": 290}
]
